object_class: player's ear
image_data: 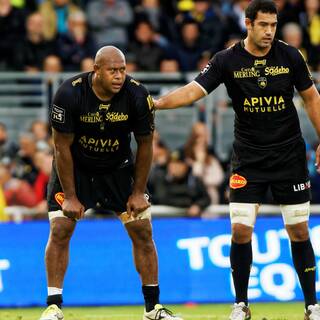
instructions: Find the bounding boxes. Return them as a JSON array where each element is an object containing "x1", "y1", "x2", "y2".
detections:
[
  {"x1": 245, "y1": 17, "x2": 253, "y2": 30},
  {"x1": 93, "y1": 63, "x2": 100, "y2": 74}
]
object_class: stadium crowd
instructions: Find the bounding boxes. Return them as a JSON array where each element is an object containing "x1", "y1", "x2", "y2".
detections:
[
  {"x1": 0, "y1": 117, "x2": 320, "y2": 221},
  {"x1": 1, "y1": 0, "x2": 320, "y2": 72},
  {"x1": 1, "y1": 0, "x2": 320, "y2": 220}
]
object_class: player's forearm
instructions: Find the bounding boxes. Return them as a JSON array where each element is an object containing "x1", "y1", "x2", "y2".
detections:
[
  {"x1": 156, "y1": 81, "x2": 205, "y2": 110},
  {"x1": 133, "y1": 135, "x2": 153, "y2": 194},
  {"x1": 54, "y1": 145, "x2": 77, "y2": 199}
]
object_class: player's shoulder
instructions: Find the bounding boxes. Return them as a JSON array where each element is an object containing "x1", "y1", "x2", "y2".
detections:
[
  {"x1": 57, "y1": 72, "x2": 90, "y2": 95},
  {"x1": 212, "y1": 42, "x2": 240, "y2": 62},
  {"x1": 274, "y1": 39, "x2": 302, "y2": 58},
  {"x1": 124, "y1": 75, "x2": 149, "y2": 98}
]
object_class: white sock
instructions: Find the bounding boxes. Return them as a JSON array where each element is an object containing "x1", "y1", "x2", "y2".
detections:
[{"x1": 48, "y1": 287, "x2": 63, "y2": 296}]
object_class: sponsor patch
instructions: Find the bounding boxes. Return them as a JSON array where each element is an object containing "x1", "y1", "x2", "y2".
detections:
[
  {"x1": 229, "y1": 174, "x2": 247, "y2": 189},
  {"x1": 200, "y1": 62, "x2": 211, "y2": 74},
  {"x1": 254, "y1": 59, "x2": 266, "y2": 67},
  {"x1": 54, "y1": 192, "x2": 64, "y2": 206},
  {"x1": 51, "y1": 105, "x2": 65, "y2": 123}
]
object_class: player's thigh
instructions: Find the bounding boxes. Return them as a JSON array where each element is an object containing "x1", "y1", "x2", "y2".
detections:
[
  {"x1": 47, "y1": 165, "x2": 94, "y2": 215},
  {"x1": 271, "y1": 159, "x2": 311, "y2": 225},
  {"x1": 271, "y1": 180, "x2": 311, "y2": 205},
  {"x1": 229, "y1": 174, "x2": 268, "y2": 204},
  {"x1": 270, "y1": 153, "x2": 311, "y2": 207}
]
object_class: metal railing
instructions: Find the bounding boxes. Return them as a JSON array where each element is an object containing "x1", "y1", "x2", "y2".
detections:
[{"x1": 0, "y1": 71, "x2": 319, "y2": 157}]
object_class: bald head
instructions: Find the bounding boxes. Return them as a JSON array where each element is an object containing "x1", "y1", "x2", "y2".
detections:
[
  {"x1": 94, "y1": 46, "x2": 125, "y2": 67},
  {"x1": 92, "y1": 46, "x2": 127, "y2": 99}
]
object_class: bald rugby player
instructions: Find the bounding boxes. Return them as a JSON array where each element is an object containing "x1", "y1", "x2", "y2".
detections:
[{"x1": 39, "y1": 46, "x2": 183, "y2": 320}]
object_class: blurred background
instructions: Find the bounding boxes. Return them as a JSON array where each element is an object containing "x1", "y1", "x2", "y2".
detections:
[{"x1": 0, "y1": 0, "x2": 320, "y2": 309}]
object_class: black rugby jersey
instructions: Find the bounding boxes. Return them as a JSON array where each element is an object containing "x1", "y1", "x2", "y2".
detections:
[
  {"x1": 195, "y1": 40, "x2": 313, "y2": 148},
  {"x1": 50, "y1": 72, "x2": 154, "y2": 173}
]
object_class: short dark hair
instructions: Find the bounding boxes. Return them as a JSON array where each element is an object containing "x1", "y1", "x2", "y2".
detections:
[{"x1": 245, "y1": 0, "x2": 278, "y2": 21}]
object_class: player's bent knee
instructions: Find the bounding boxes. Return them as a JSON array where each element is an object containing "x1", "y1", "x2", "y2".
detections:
[
  {"x1": 229, "y1": 202, "x2": 259, "y2": 227},
  {"x1": 280, "y1": 201, "x2": 310, "y2": 225},
  {"x1": 118, "y1": 208, "x2": 151, "y2": 225}
]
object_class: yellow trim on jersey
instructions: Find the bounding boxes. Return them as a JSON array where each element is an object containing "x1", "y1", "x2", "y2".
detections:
[
  {"x1": 130, "y1": 79, "x2": 140, "y2": 86},
  {"x1": 72, "y1": 77, "x2": 82, "y2": 86}
]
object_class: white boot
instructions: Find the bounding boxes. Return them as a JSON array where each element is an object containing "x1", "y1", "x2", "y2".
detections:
[
  {"x1": 229, "y1": 302, "x2": 251, "y2": 320},
  {"x1": 143, "y1": 304, "x2": 183, "y2": 320},
  {"x1": 305, "y1": 304, "x2": 320, "y2": 320},
  {"x1": 39, "y1": 304, "x2": 64, "y2": 320}
]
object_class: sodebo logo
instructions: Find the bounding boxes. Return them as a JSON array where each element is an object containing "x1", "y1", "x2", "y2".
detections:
[{"x1": 177, "y1": 226, "x2": 320, "y2": 301}]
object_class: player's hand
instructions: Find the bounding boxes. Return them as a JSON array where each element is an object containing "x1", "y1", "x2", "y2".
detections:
[
  {"x1": 62, "y1": 196, "x2": 85, "y2": 220},
  {"x1": 126, "y1": 193, "x2": 150, "y2": 218},
  {"x1": 153, "y1": 98, "x2": 159, "y2": 110},
  {"x1": 316, "y1": 144, "x2": 320, "y2": 174}
]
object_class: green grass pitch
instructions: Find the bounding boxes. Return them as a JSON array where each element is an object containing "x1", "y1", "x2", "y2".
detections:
[{"x1": 0, "y1": 302, "x2": 305, "y2": 320}]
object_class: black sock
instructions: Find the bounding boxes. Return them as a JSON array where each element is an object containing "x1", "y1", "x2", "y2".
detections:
[
  {"x1": 291, "y1": 239, "x2": 317, "y2": 309},
  {"x1": 230, "y1": 241, "x2": 252, "y2": 305},
  {"x1": 142, "y1": 285, "x2": 160, "y2": 312},
  {"x1": 47, "y1": 294, "x2": 63, "y2": 309}
]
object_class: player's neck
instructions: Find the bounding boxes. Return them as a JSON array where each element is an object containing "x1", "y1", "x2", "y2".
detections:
[
  {"x1": 92, "y1": 74, "x2": 114, "y2": 101},
  {"x1": 243, "y1": 38, "x2": 271, "y2": 57}
]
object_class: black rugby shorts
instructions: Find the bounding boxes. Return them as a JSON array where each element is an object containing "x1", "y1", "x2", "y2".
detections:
[
  {"x1": 229, "y1": 138, "x2": 311, "y2": 204},
  {"x1": 47, "y1": 164, "x2": 135, "y2": 213}
]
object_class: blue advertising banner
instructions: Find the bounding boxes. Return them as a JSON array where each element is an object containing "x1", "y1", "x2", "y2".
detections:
[{"x1": 0, "y1": 217, "x2": 320, "y2": 306}]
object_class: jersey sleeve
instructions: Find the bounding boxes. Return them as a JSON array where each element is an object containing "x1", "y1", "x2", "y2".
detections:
[
  {"x1": 194, "y1": 52, "x2": 224, "y2": 94},
  {"x1": 131, "y1": 91, "x2": 155, "y2": 136},
  {"x1": 50, "y1": 81, "x2": 78, "y2": 133},
  {"x1": 290, "y1": 48, "x2": 314, "y2": 92}
]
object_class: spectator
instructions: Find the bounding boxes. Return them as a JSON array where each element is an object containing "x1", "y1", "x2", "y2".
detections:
[
  {"x1": 282, "y1": 21, "x2": 320, "y2": 71},
  {"x1": 14, "y1": 12, "x2": 56, "y2": 72},
  {"x1": 197, "y1": 50, "x2": 212, "y2": 71},
  {"x1": 33, "y1": 149, "x2": 53, "y2": 209},
  {"x1": 0, "y1": 163, "x2": 37, "y2": 208},
  {"x1": 30, "y1": 120, "x2": 50, "y2": 146},
  {"x1": 125, "y1": 53, "x2": 138, "y2": 73},
  {"x1": 300, "y1": 0, "x2": 320, "y2": 47},
  {"x1": 0, "y1": 123, "x2": 19, "y2": 160},
  {"x1": 134, "y1": 0, "x2": 177, "y2": 43},
  {"x1": 177, "y1": 0, "x2": 225, "y2": 53},
  {"x1": 86, "y1": 0, "x2": 133, "y2": 50},
  {"x1": 11, "y1": 0, "x2": 37, "y2": 13},
  {"x1": 151, "y1": 130, "x2": 170, "y2": 167},
  {"x1": 224, "y1": 0, "x2": 250, "y2": 39},
  {"x1": 171, "y1": 19, "x2": 205, "y2": 71},
  {"x1": 299, "y1": 0, "x2": 320, "y2": 70},
  {"x1": 160, "y1": 59, "x2": 180, "y2": 73},
  {"x1": 282, "y1": 22, "x2": 307, "y2": 59},
  {"x1": 148, "y1": 131, "x2": 170, "y2": 198},
  {"x1": 80, "y1": 57, "x2": 94, "y2": 72},
  {"x1": 149, "y1": 150, "x2": 211, "y2": 217},
  {"x1": 274, "y1": 0, "x2": 300, "y2": 37},
  {"x1": 182, "y1": 122, "x2": 224, "y2": 204},
  {"x1": 128, "y1": 20, "x2": 165, "y2": 71},
  {"x1": 56, "y1": 10, "x2": 97, "y2": 71},
  {"x1": 43, "y1": 55, "x2": 63, "y2": 73},
  {"x1": 14, "y1": 132, "x2": 38, "y2": 185},
  {"x1": 0, "y1": 0, "x2": 26, "y2": 70},
  {"x1": 39, "y1": 0, "x2": 81, "y2": 40}
]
